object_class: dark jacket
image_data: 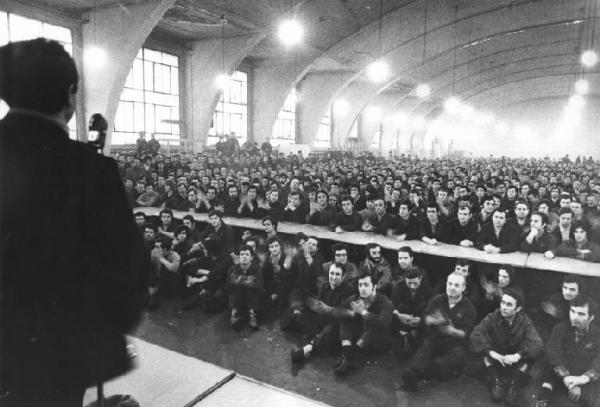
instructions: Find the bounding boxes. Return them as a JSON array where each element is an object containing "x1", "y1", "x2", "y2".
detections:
[
  {"x1": 476, "y1": 222, "x2": 520, "y2": 253},
  {"x1": 471, "y1": 309, "x2": 543, "y2": 360},
  {"x1": 546, "y1": 321, "x2": 600, "y2": 379},
  {"x1": 441, "y1": 218, "x2": 478, "y2": 245},
  {"x1": 333, "y1": 211, "x2": 363, "y2": 232},
  {"x1": 342, "y1": 293, "x2": 393, "y2": 335},
  {"x1": 0, "y1": 113, "x2": 148, "y2": 392},
  {"x1": 390, "y1": 215, "x2": 420, "y2": 240},
  {"x1": 519, "y1": 230, "x2": 557, "y2": 253},
  {"x1": 555, "y1": 240, "x2": 600, "y2": 262},
  {"x1": 391, "y1": 282, "x2": 433, "y2": 318},
  {"x1": 425, "y1": 294, "x2": 477, "y2": 347}
]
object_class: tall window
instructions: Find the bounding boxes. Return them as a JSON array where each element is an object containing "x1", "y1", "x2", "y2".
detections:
[
  {"x1": 208, "y1": 70, "x2": 248, "y2": 146},
  {"x1": 271, "y1": 88, "x2": 297, "y2": 147},
  {"x1": 371, "y1": 126, "x2": 382, "y2": 150},
  {"x1": 113, "y1": 48, "x2": 180, "y2": 146},
  {"x1": 314, "y1": 106, "x2": 331, "y2": 149},
  {"x1": 0, "y1": 11, "x2": 77, "y2": 139}
]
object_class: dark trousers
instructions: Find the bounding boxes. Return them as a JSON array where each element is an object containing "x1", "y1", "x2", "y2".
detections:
[
  {"x1": 409, "y1": 337, "x2": 468, "y2": 379},
  {"x1": 294, "y1": 313, "x2": 340, "y2": 354},
  {"x1": 228, "y1": 284, "x2": 261, "y2": 310},
  {"x1": 541, "y1": 366, "x2": 600, "y2": 407},
  {"x1": 340, "y1": 317, "x2": 390, "y2": 352}
]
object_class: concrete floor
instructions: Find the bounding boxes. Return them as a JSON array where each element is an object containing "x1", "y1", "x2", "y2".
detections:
[{"x1": 133, "y1": 299, "x2": 571, "y2": 407}]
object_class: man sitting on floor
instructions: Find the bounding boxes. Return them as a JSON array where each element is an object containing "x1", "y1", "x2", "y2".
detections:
[
  {"x1": 227, "y1": 245, "x2": 263, "y2": 330},
  {"x1": 333, "y1": 271, "x2": 393, "y2": 376},
  {"x1": 290, "y1": 262, "x2": 355, "y2": 365},
  {"x1": 470, "y1": 287, "x2": 543, "y2": 405},
  {"x1": 401, "y1": 272, "x2": 477, "y2": 392},
  {"x1": 535, "y1": 295, "x2": 600, "y2": 407}
]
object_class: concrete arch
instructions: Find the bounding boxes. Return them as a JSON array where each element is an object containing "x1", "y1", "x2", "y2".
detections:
[
  {"x1": 81, "y1": 0, "x2": 177, "y2": 153},
  {"x1": 297, "y1": 0, "x2": 584, "y2": 148}
]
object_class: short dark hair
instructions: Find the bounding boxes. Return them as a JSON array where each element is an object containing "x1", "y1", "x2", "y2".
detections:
[
  {"x1": 237, "y1": 244, "x2": 254, "y2": 256},
  {"x1": 182, "y1": 214, "x2": 195, "y2": 223},
  {"x1": 571, "y1": 294, "x2": 598, "y2": 317},
  {"x1": 332, "y1": 243, "x2": 348, "y2": 256},
  {"x1": 329, "y1": 262, "x2": 347, "y2": 275},
  {"x1": 159, "y1": 208, "x2": 173, "y2": 217},
  {"x1": 0, "y1": 38, "x2": 79, "y2": 114},
  {"x1": 134, "y1": 211, "x2": 146, "y2": 218},
  {"x1": 563, "y1": 274, "x2": 583, "y2": 289},
  {"x1": 398, "y1": 246, "x2": 414, "y2": 257},
  {"x1": 208, "y1": 210, "x2": 221, "y2": 218},
  {"x1": 357, "y1": 270, "x2": 377, "y2": 285},
  {"x1": 503, "y1": 287, "x2": 525, "y2": 308},
  {"x1": 261, "y1": 215, "x2": 278, "y2": 228},
  {"x1": 558, "y1": 207, "x2": 574, "y2": 217},
  {"x1": 143, "y1": 222, "x2": 158, "y2": 233},
  {"x1": 405, "y1": 267, "x2": 423, "y2": 280},
  {"x1": 174, "y1": 225, "x2": 190, "y2": 236},
  {"x1": 156, "y1": 236, "x2": 172, "y2": 250},
  {"x1": 265, "y1": 236, "x2": 281, "y2": 247}
]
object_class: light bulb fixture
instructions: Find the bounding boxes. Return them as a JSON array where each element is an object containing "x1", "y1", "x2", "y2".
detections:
[
  {"x1": 215, "y1": 73, "x2": 229, "y2": 89},
  {"x1": 575, "y1": 79, "x2": 589, "y2": 94},
  {"x1": 278, "y1": 19, "x2": 304, "y2": 46},
  {"x1": 581, "y1": 50, "x2": 598, "y2": 67},
  {"x1": 85, "y1": 45, "x2": 106, "y2": 67},
  {"x1": 364, "y1": 105, "x2": 382, "y2": 122},
  {"x1": 443, "y1": 97, "x2": 461, "y2": 114},
  {"x1": 568, "y1": 94, "x2": 586, "y2": 109},
  {"x1": 366, "y1": 60, "x2": 390, "y2": 83},
  {"x1": 333, "y1": 98, "x2": 350, "y2": 116},
  {"x1": 415, "y1": 84, "x2": 430, "y2": 98}
]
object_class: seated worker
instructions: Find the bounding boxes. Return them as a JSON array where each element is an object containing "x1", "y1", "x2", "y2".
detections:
[
  {"x1": 320, "y1": 243, "x2": 359, "y2": 289},
  {"x1": 261, "y1": 215, "x2": 279, "y2": 240},
  {"x1": 227, "y1": 244, "x2": 263, "y2": 330},
  {"x1": 534, "y1": 274, "x2": 583, "y2": 340},
  {"x1": 476, "y1": 208, "x2": 520, "y2": 254},
  {"x1": 180, "y1": 236, "x2": 232, "y2": 312},
  {"x1": 282, "y1": 191, "x2": 309, "y2": 223},
  {"x1": 158, "y1": 208, "x2": 177, "y2": 239},
  {"x1": 306, "y1": 189, "x2": 336, "y2": 227},
  {"x1": 391, "y1": 267, "x2": 434, "y2": 356},
  {"x1": 440, "y1": 205, "x2": 478, "y2": 247},
  {"x1": 419, "y1": 203, "x2": 445, "y2": 245},
  {"x1": 480, "y1": 265, "x2": 518, "y2": 317},
  {"x1": 290, "y1": 262, "x2": 355, "y2": 364},
  {"x1": 262, "y1": 236, "x2": 292, "y2": 309},
  {"x1": 535, "y1": 295, "x2": 600, "y2": 407},
  {"x1": 363, "y1": 197, "x2": 396, "y2": 235},
  {"x1": 280, "y1": 236, "x2": 324, "y2": 330},
  {"x1": 358, "y1": 243, "x2": 394, "y2": 297},
  {"x1": 182, "y1": 214, "x2": 203, "y2": 244},
  {"x1": 172, "y1": 225, "x2": 193, "y2": 257},
  {"x1": 519, "y1": 211, "x2": 557, "y2": 258},
  {"x1": 392, "y1": 246, "x2": 431, "y2": 287},
  {"x1": 199, "y1": 210, "x2": 235, "y2": 255},
  {"x1": 434, "y1": 259, "x2": 482, "y2": 313},
  {"x1": 552, "y1": 207, "x2": 574, "y2": 245},
  {"x1": 332, "y1": 271, "x2": 393, "y2": 376},
  {"x1": 470, "y1": 288, "x2": 543, "y2": 405},
  {"x1": 148, "y1": 236, "x2": 181, "y2": 309},
  {"x1": 332, "y1": 195, "x2": 363, "y2": 233},
  {"x1": 389, "y1": 200, "x2": 420, "y2": 241},
  {"x1": 401, "y1": 272, "x2": 477, "y2": 393},
  {"x1": 555, "y1": 220, "x2": 600, "y2": 262}
]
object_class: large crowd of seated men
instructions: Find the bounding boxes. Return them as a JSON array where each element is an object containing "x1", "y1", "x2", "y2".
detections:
[{"x1": 122, "y1": 147, "x2": 600, "y2": 406}]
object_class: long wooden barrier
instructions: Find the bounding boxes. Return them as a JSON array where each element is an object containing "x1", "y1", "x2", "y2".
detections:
[{"x1": 135, "y1": 207, "x2": 600, "y2": 278}]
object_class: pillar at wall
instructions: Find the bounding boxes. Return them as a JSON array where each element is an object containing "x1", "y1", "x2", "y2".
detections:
[{"x1": 81, "y1": 0, "x2": 176, "y2": 154}]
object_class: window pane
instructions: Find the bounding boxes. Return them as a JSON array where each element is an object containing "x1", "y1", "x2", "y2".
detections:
[
  {"x1": 0, "y1": 99, "x2": 8, "y2": 119},
  {"x1": 0, "y1": 12, "x2": 8, "y2": 46},
  {"x1": 209, "y1": 70, "x2": 248, "y2": 145},
  {"x1": 42, "y1": 23, "x2": 71, "y2": 43},
  {"x1": 114, "y1": 47, "x2": 180, "y2": 145},
  {"x1": 9, "y1": 14, "x2": 42, "y2": 41}
]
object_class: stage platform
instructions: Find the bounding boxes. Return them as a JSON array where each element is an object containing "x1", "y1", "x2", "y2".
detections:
[{"x1": 83, "y1": 337, "x2": 331, "y2": 407}]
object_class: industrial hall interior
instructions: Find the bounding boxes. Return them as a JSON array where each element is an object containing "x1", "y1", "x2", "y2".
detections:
[{"x1": 2, "y1": 1, "x2": 600, "y2": 407}]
